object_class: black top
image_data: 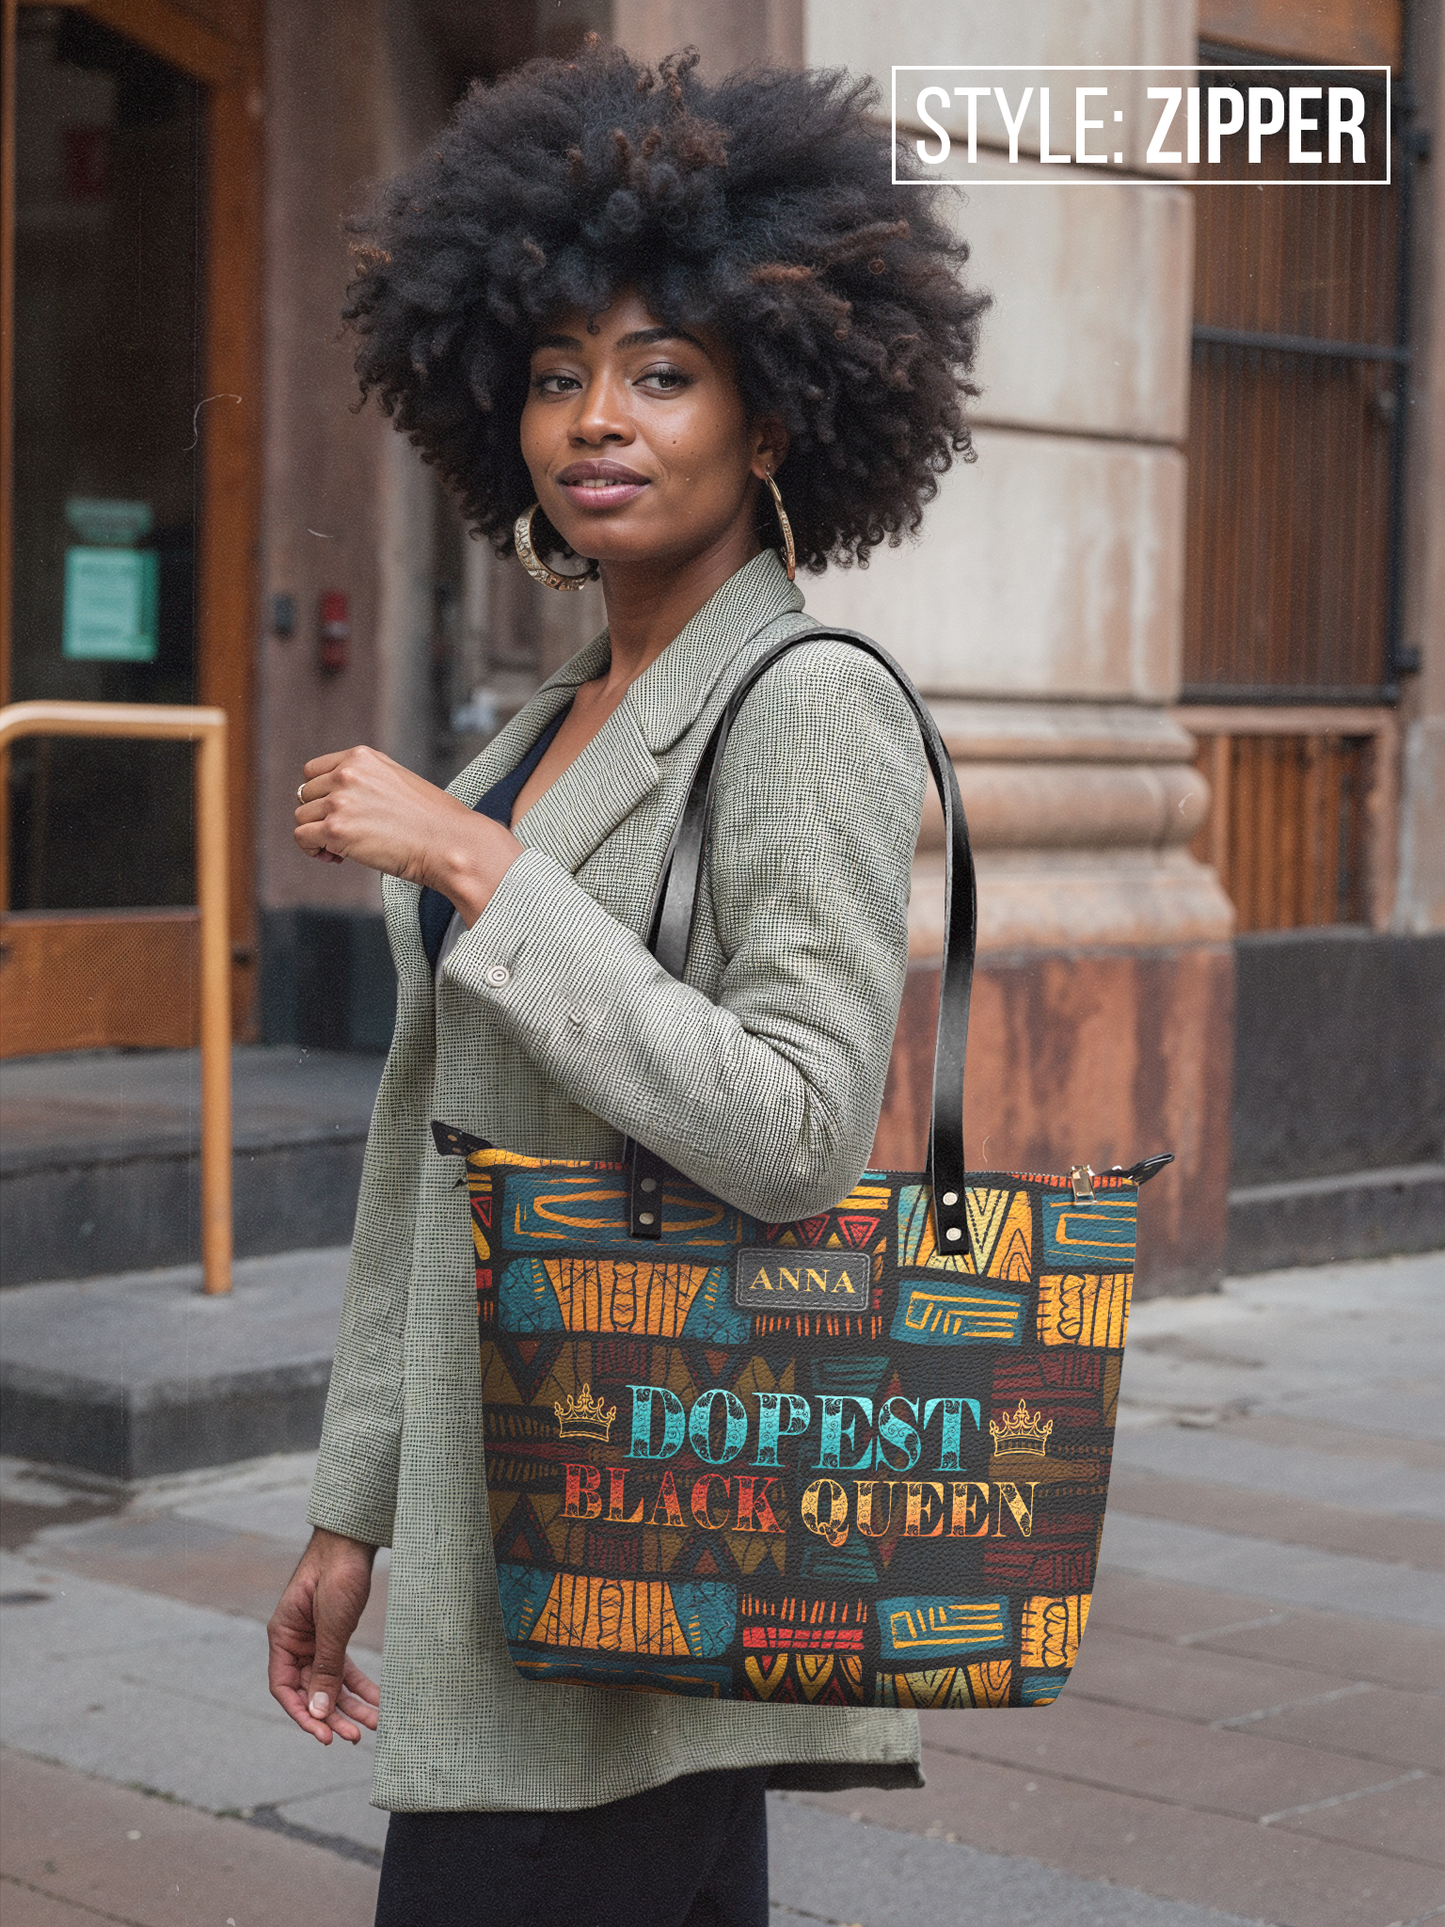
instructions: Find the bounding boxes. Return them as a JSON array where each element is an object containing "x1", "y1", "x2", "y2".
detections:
[{"x1": 418, "y1": 699, "x2": 574, "y2": 971}]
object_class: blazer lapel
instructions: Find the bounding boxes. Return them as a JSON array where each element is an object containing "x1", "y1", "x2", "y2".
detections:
[
  {"x1": 449, "y1": 636, "x2": 610, "y2": 811},
  {"x1": 500, "y1": 551, "x2": 804, "y2": 876},
  {"x1": 511, "y1": 699, "x2": 659, "y2": 873},
  {"x1": 628, "y1": 550, "x2": 804, "y2": 756},
  {"x1": 384, "y1": 550, "x2": 805, "y2": 972}
]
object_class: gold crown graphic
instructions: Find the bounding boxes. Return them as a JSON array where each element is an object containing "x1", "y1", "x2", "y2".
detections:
[
  {"x1": 989, "y1": 1398, "x2": 1054, "y2": 1456},
  {"x1": 554, "y1": 1383, "x2": 617, "y2": 1443}
]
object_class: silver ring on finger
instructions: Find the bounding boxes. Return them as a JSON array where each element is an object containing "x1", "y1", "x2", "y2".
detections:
[{"x1": 297, "y1": 782, "x2": 308, "y2": 803}]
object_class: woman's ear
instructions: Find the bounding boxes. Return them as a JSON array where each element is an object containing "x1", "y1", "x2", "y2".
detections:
[{"x1": 751, "y1": 419, "x2": 789, "y2": 479}]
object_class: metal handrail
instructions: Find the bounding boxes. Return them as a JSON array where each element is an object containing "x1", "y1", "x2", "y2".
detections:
[{"x1": 0, "y1": 701, "x2": 232, "y2": 1294}]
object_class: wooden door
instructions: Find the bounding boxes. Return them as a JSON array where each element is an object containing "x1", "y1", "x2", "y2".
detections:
[{"x1": 0, "y1": 0, "x2": 260, "y2": 1053}]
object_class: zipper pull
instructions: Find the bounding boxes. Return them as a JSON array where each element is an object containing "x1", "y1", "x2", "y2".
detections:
[{"x1": 1100, "y1": 1152, "x2": 1175, "y2": 1187}]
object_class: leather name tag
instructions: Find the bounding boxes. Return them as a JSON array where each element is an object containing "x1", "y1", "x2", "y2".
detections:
[{"x1": 734, "y1": 1248, "x2": 871, "y2": 1309}]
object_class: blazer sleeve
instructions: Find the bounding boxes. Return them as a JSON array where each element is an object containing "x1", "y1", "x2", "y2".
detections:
[
  {"x1": 306, "y1": 982, "x2": 433, "y2": 1548},
  {"x1": 441, "y1": 642, "x2": 927, "y2": 1222}
]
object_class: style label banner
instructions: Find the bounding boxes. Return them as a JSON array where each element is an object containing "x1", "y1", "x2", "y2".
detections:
[{"x1": 893, "y1": 66, "x2": 1391, "y2": 186}]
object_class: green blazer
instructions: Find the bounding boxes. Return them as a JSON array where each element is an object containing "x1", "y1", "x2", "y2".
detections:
[{"x1": 309, "y1": 551, "x2": 928, "y2": 1812}]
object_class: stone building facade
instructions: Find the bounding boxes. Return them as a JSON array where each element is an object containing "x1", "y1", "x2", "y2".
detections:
[
  {"x1": 244, "y1": 0, "x2": 1445, "y2": 1292},
  {"x1": 4, "y1": 0, "x2": 1439, "y2": 1294}
]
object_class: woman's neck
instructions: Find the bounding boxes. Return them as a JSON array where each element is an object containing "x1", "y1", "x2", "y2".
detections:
[{"x1": 596, "y1": 527, "x2": 763, "y2": 691}]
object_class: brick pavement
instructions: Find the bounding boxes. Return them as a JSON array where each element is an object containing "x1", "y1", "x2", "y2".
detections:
[
  {"x1": 0, "y1": 1752, "x2": 380, "y2": 1926},
  {"x1": 0, "y1": 1249, "x2": 1440, "y2": 1926}
]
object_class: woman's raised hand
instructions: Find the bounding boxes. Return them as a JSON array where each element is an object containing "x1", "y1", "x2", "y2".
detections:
[
  {"x1": 294, "y1": 745, "x2": 520, "y2": 918},
  {"x1": 267, "y1": 1527, "x2": 382, "y2": 1746}
]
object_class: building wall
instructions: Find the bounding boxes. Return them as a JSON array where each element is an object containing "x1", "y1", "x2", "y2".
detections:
[
  {"x1": 254, "y1": 0, "x2": 456, "y2": 1030},
  {"x1": 256, "y1": 0, "x2": 454, "y2": 924},
  {"x1": 251, "y1": 0, "x2": 1229, "y2": 1288},
  {"x1": 254, "y1": 0, "x2": 619, "y2": 1035},
  {"x1": 251, "y1": 0, "x2": 1445, "y2": 1289},
  {"x1": 609, "y1": 0, "x2": 1229, "y2": 1291},
  {"x1": 1397, "y1": 0, "x2": 1445, "y2": 933},
  {"x1": 612, "y1": 0, "x2": 801, "y2": 68}
]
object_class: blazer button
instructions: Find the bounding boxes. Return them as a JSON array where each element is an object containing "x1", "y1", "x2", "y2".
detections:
[{"x1": 484, "y1": 965, "x2": 511, "y2": 988}]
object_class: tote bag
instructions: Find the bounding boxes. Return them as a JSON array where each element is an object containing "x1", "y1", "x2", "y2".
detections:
[{"x1": 435, "y1": 629, "x2": 1169, "y2": 1710}]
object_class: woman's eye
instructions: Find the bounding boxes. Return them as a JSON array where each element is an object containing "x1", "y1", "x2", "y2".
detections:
[
  {"x1": 533, "y1": 371, "x2": 580, "y2": 395},
  {"x1": 638, "y1": 366, "x2": 689, "y2": 392}
]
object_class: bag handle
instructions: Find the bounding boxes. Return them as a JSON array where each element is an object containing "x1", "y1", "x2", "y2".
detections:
[{"x1": 626, "y1": 627, "x2": 977, "y2": 1254}]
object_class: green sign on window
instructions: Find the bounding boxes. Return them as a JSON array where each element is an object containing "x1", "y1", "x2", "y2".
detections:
[{"x1": 63, "y1": 546, "x2": 159, "y2": 662}]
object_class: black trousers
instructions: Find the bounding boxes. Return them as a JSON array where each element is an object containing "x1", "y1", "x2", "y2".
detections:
[{"x1": 374, "y1": 1766, "x2": 770, "y2": 1927}]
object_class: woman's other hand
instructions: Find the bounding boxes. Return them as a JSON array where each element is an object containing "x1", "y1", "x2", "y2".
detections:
[
  {"x1": 267, "y1": 1526, "x2": 381, "y2": 1745},
  {"x1": 294, "y1": 745, "x2": 520, "y2": 919}
]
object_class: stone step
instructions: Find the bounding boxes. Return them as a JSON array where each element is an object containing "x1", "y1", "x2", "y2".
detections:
[
  {"x1": 0, "y1": 1047, "x2": 384, "y2": 1287},
  {"x1": 0, "y1": 1246, "x2": 350, "y2": 1481},
  {"x1": 1228, "y1": 1161, "x2": 1445, "y2": 1274}
]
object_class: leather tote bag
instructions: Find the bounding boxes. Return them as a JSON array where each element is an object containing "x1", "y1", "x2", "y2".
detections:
[{"x1": 434, "y1": 629, "x2": 1169, "y2": 1710}]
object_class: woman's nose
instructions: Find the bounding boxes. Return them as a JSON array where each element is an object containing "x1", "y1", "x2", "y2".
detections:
[{"x1": 570, "y1": 371, "x2": 632, "y2": 444}]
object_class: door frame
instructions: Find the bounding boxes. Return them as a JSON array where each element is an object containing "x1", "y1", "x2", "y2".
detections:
[{"x1": 0, "y1": 0, "x2": 262, "y2": 1037}]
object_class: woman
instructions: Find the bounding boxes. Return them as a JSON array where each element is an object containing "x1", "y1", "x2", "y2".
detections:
[{"x1": 267, "y1": 41, "x2": 985, "y2": 1927}]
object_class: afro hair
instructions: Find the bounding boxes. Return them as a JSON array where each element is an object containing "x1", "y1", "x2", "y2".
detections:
[{"x1": 343, "y1": 40, "x2": 988, "y2": 572}]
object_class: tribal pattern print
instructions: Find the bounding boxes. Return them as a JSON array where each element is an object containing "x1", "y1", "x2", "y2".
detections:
[{"x1": 444, "y1": 1136, "x2": 1137, "y2": 1709}]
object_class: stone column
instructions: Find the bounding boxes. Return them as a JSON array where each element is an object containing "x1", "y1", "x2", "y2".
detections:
[{"x1": 796, "y1": 4, "x2": 1232, "y2": 1294}]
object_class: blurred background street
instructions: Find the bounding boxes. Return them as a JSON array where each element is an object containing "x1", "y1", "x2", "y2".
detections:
[{"x1": 3, "y1": 1247, "x2": 1440, "y2": 1927}]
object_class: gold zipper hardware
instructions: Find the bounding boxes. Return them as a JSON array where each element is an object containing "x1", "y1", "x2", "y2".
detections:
[{"x1": 1068, "y1": 1163, "x2": 1096, "y2": 1204}]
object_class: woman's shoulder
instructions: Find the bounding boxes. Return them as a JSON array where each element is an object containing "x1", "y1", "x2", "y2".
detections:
[
  {"x1": 724, "y1": 622, "x2": 925, "y2": 752},
  {"x1": 706, "y1": 622, "x2": 929, "y2": 891},
  {"x1": 710, "y1": 623, "x2": 928, "y2": 842}
]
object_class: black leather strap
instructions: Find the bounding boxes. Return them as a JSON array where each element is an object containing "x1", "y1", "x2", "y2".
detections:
[{"x1": 627, "y1": 628, "x2": 976, "y2": 1253}]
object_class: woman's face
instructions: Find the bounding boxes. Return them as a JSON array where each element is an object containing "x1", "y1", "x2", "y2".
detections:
[{"x1": 520, "y1": 290, "x2": 781, "y2": 575}]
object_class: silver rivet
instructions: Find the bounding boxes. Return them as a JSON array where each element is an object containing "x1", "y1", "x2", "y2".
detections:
[
  {"x1": 942, "y1": 1190, "x2": 959, "y2": 1206},
  {"x1": 640, "y1": 1178, "x2": 657, "y2": 1193},
  {"x1": 484, "y1": 965, "x2": 510, "y2": 988},
  {"x1": 945, "y1": 1226, "x2": 962, "y2": 1241},
  {"x1": 638, "y1": 1211, "x2": 655, "y2": 1226}
]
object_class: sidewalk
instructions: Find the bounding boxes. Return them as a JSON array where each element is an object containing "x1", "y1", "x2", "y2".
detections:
[{"x1": 1, "y1": 1249, "x2": 1440, "y2": 1927}]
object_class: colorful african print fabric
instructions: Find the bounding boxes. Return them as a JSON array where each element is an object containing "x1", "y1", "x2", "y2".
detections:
[{"x1": 436, "y1": 1131, "x2": 1137, "y2": 1710}]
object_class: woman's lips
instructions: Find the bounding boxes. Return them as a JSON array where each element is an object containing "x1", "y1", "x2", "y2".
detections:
[
  {"x1": 557, "y1": 478, "x2": 648, "y2": 510},
  {"x1": 555, "y1": 462, "x2": 649, "y2": 511}
]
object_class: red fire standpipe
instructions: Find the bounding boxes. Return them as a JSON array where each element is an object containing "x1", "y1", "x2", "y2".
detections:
[{"x1": 319, "y1": 590, "x2": 350, "y2": 674}]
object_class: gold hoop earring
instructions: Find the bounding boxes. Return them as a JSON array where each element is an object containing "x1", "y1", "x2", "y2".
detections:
[
  {"x1": 514, "y1": 504, "x2": 593, "y2": 592},
  {"x1": 764, "y1": 470, "x2": 796, "y2": 582}
]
